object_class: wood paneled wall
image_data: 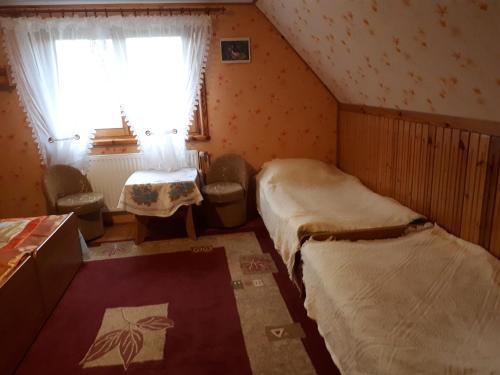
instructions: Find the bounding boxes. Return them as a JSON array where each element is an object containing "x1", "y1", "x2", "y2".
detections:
[{"x1": 338, "y1": 108, "x2": 500, "y2": 258}]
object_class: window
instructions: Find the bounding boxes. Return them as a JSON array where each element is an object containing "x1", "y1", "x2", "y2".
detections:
[
  {"x1": 187, "y1": 78, "x2": 210, "y2": 142},
  {"x1": 55, "y1": 36, "x2": 209, "y2": 150}
]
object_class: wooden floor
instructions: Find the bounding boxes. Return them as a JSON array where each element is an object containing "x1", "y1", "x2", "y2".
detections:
[
  {"x1": 90, "y1": 223, "x2": 135, "y2": 244},
  {"x1": 89, "y1": 212, "x2": 263, "y2": 246}
]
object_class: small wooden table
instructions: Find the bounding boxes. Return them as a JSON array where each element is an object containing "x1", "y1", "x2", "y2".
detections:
[{"x1": 117, "y1": 168, "x2": 203, "y2": 244}]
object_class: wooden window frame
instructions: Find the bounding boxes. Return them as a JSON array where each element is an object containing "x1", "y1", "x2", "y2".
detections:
[
  {"x1": 187, "y1": 78, "x2": 210, "y2": 142},
  {"x1": 93, "y1": 116, "x2": 137, "y2": 147},
  {"x1": 92, "y1": 78, "x2": 209, "y2": 148}
]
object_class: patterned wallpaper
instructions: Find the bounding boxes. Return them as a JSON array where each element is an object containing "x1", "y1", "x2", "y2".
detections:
[
  {"x1": 256, "y1": 0, "x2": 500, "y2": 121},
  {"x1": 0, "y1": 4, "x2": 338, "y2": 217},
  {"x1": 0, "y1": 87, "x2": 47, "y2": 217},
  {"x1": 199, "y1": 5, "x2": 337, "y2": 168}
]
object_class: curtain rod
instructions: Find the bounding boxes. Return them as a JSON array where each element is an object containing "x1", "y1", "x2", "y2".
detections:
[{"x1": 0, "y1": 6, "x2": 225, "y2": 18}]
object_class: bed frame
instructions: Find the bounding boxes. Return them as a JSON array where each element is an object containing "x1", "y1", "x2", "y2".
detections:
[
  {"x1": 0, "y1": 256, "x2": 45, "y2": 375},
  {"x1": 34, "y1": 213, "x2": 82, "y2": 313},
  {"x1": 301, "y1": 224, "x2": 409, "y2": 243},
  {"x1": 0, "y1": 213, "x2": 82, "y2": 375}
]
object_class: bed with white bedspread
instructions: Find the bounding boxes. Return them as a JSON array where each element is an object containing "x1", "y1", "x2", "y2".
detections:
[
  {"x1": 302, "y1": 225, "x2": 500, "y2": 374},
  {"x1": 256, "y1": 158, "x2": 423, "y2": 276}
]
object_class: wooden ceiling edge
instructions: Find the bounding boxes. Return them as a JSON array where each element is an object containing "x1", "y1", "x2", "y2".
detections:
[
  {"x1": 338, "y1": 102, "x2": 500, "y2": 137},
  {"x1": 0, "y1": 5, "x2": 228, "y2": 12},
  {"x1": 0, "y1": 1, "x2": 250, "y2": 6},
  {"x1": 0, "y1": 2, "x2": 247, "y2": 11}
]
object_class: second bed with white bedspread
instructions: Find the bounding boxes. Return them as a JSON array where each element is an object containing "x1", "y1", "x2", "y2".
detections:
[{"x1": 302, "y1": 226, "x2": 500, "y2": 374}]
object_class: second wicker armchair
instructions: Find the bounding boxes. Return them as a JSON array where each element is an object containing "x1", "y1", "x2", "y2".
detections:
[{"x1": 201, "y1": 154, "x2": 249, "y2": 228}]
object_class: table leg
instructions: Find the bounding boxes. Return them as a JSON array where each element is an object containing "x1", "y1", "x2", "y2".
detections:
[
  {"x1": 185, "y1": 205, "x2": 197, "y2": 240},
  {"x1": 134, "y1": 215, "x2": 149, "y2": 245}
]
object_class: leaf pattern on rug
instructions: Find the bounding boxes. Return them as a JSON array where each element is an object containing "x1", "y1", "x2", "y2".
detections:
[
  {"x1": 80, "y1": 311, "x2": 174, "y2": 370},
  {"x1": 119, "y1": 328, "x2": 144, "y2": 370},
  {"x1": 80, "y1": 330, "x2": 122, "y2": 364},
  {"x1": 137, "y1": 316, "x2": 175, "y2": 331},
  {"x1": 240, "y1": 254, "x2": 278, "y2": 274}
]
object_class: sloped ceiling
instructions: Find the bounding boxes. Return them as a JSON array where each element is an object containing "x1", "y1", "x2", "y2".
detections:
[{"x1": 256, "y1": 0, "x2": 500, "y2": 122}]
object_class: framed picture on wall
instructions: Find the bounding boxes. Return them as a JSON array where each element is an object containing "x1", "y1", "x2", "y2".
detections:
[{"x1": 220, "y1": 38, "x2": 251, "y2": 64}]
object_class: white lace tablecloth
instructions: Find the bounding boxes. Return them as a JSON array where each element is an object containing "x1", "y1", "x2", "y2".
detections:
[{"x1": 117, "y1": 168, "x2": 203, "y2": 217}]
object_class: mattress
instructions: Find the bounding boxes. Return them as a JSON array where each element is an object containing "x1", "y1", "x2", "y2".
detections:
[
  {"x1": 0, "y1": 215, "x2": 67, "y2": 286},
  {"x1": 301, "y1": 226, "x2": 500, "y2": 374},
  {"x1": 256, "y1": 158, "x2": 423, "y2": 275}
]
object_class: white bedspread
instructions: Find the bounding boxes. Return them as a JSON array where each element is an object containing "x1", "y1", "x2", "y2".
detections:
[
  {"x1": 256, "y1": 158, "x2": 423, "y2": 275},
  {"x1": 302, "y1": 226, "x2": 500, "y2": 374}
]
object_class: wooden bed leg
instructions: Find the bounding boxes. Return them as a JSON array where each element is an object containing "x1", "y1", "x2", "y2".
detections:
[
  {"x1": 185, "y1": 205, "x2": 197, "y2": 240},
  {"x1": 134, "y1": 215, "x2": 149, "y2": 245}
]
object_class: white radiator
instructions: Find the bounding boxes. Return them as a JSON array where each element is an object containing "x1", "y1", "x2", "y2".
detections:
[{"x1": 87, "y1": 151, "x2": 201, "y2": 211}]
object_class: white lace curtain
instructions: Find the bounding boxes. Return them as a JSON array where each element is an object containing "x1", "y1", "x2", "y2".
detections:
[{"x1": 0, "y1": 15, "x2": 211, "y2": 172}]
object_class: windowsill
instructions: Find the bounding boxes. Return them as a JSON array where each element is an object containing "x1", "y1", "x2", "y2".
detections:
[
  {"x1": 91, "y1": 133, "x2": 210, "y2": 155},
  {"x1": 93, "y1": 136, "x2": 138, "y2": 147},
  {"x1": 187, "y1": 134, "x2": 210, "y2": 142}
]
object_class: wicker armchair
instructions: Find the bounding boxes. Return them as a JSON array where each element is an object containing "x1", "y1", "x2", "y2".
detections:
[
  {"x1": 42, "y1": 165, "x2": 104, "y2": 240},
  {"x1": 202, "y1": 154, "x2": 249, "y2": 228}
]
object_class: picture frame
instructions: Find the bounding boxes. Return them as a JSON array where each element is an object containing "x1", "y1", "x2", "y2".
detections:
[{"x1": 220, "y1": 38, "x2": 251, "y2": 64}]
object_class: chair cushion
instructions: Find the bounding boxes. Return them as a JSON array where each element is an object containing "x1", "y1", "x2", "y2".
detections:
[
  {"x1": 57, "y1": 192, "x2": 104, "y2": 215},
  {"x1": 202, "y1": 182, "x2": 244, "y2": 204}
]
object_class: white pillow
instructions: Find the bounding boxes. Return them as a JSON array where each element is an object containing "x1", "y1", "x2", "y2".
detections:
[{"x1": 257, "y1": 158, "x2": 341, "y2": 185}]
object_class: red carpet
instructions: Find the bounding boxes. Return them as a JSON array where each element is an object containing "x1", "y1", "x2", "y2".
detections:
[
  {"x1": 197, "y1": 220, "x2": 339, "y2": 375},
  {"x1": 16, "y1": 248, "x2": 252, "y2": 375},
  {"x1": 253, "y1": 227, "x2": 340, "y2": 375}
]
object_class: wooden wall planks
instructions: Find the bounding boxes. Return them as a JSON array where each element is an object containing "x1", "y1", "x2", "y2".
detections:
[
  {"x1": 486, "y1": 138, "x2": 500, "y2": 258},
  {"x1": 338, "y1": 110, "x2": 500, "y2": 258}
]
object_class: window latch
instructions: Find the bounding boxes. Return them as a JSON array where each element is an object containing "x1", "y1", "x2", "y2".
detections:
[
  {"x1": 144, "y1": 129, "x2": 177, "y2": 136},
  {"x1": 48, "y1": 134, "x2": 80, "y2": 143}
]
